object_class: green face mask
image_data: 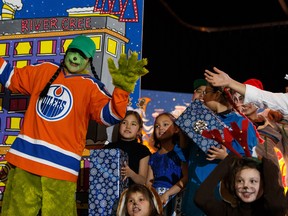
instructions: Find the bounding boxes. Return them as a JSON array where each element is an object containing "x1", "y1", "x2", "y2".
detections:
[{"x1": 64, "y1": 51, "x2": 89, "y2": 74}]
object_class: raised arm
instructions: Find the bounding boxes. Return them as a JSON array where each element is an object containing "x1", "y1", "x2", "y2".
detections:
[
  {"x1": 204, "y1": 67, "x2": 246, "y2": 95},
  {"x1": 108, "y1": 51, "x2": 148, "y2": 93},
  {"x1": 204, "y1": 67, "x2": 288, "y2": 115},
  {"x1": 194, "y1": 154, "x2": 235, "y2": 215}
]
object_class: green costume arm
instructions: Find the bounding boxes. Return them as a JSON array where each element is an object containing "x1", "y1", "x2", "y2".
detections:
[{"x1": 108, "y1": 51, "x2": 149, "y2": 93}]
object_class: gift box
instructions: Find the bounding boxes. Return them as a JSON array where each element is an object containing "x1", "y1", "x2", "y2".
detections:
[
  {"x1": 175, "y1": 99, "x2": 229, "y2": 153},
  {"x1": 88, "y1": 148, "x2": 129, "y2": 216}
]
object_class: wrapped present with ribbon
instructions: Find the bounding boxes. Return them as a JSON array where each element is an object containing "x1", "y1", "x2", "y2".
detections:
[{"x1": 175, "y1": 99, "x2": 230, "y2": 154}]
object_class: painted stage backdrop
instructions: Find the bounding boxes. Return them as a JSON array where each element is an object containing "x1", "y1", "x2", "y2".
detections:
[{"x1": 0, "y1": 0, "x2": 145, "y2": 200}]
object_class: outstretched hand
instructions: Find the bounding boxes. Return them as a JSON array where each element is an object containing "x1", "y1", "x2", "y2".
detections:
[
  {"x1": 204, "y1": 67, "x2": 231, "y2": 87},
  {"x1": 108, "y1": 51, "x2": 149, "y2": 93}
]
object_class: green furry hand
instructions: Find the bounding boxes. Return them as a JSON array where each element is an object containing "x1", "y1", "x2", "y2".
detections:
[{"x1": 108, "y1": 51, "x2": 149, "y2": 93}]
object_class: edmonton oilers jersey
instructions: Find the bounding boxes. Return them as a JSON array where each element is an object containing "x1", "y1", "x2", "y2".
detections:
[{"x1": 0, "y1": 58, "x2": 129, "y2": 182}]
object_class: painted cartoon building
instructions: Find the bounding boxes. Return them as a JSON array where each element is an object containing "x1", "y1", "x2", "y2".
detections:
[
  {"x1": 0, "y1": 11, "x2": 130, "y2": 142},
  {"x1": 0, "y1": 2, "x2": 143, "y2": 212}
]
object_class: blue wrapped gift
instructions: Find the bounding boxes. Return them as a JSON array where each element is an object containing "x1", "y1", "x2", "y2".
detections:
[
  {"x1": 88, "y1": 148, "x2": 129, "y2": 216},
  {"x1": 175, "y1": 99, "x2": 229, "y2": 153}
]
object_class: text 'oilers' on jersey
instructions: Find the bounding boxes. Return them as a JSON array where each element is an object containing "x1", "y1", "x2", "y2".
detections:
[{"x1": 0, "y1": 58, "x2": 129, "y2": 182}]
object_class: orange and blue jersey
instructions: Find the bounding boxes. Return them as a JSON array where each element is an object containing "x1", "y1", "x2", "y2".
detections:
[{"x1": 0, "y1": 58, "x2": 129, "y2": 182}]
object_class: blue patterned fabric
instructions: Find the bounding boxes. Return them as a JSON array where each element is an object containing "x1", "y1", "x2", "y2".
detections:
[
  {"x1": 149, "y1": 148, "x2": 184, "y2": 189},
  {"x1": 175, "y1": 100, "x2": 229, "y2": 153},
  {"x1": 88, "y1": 148, "x2": 129, "y2": 216}
]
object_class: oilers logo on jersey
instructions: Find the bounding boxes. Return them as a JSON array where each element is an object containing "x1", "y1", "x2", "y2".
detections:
[{"x1": 36, "y1": 84, "x2": 73, "y2": 121}]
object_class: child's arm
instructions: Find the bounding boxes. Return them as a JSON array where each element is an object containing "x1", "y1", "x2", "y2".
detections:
[
  {"x1": 204, "y1": 67, "x2": 246, "y2": 95},
  {"x1": 205, "y1": 67, "x2": 288, "y2": 115},
  {"x1": 194, "y1": 154, "x2": 235, "y2": 215},
  {"x1": 145, "y1": 165, "x2": 154, "y2": 188},
  {"x1": 178, "y1": 128, "x2": 188, "y2": 149},
  {"x1": 122, "y1": 155, "x2": 150, "y2": 185},
  {"x1": 160, "y1": 161, "x2": 188, "y2": 205}
]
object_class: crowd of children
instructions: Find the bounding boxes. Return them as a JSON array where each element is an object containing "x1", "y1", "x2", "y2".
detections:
[{"x1": 114, "y1": 74, "x2": 288, "y2": 216}]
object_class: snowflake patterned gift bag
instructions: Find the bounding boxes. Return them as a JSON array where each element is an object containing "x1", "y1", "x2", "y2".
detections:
[
  {"x1": 88, "y1": 148, "x2": 128, "y2": 216},
  {"x1": 175, "y1": 99, "x2": 229, "y2": 154}
]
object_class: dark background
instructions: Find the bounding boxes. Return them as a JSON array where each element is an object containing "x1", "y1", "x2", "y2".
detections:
[{"x1": 141, "y1": 0, "x2": 288, "y2": 93}]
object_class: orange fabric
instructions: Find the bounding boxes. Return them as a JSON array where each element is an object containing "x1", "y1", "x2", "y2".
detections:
[{"x1": 1, "y1": 61, "x2": 129, "y2": 182}]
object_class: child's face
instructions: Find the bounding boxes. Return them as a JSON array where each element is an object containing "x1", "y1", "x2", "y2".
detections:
[
  {"x1": 240, "y1": 103, "x2": 258, "y2": 117},
  {"x1": 119, "y1": 114, "x2": 141, "y2": 141},
  {"x1": 126, "y1": 192, "x2": 151, "y2": 216},
  {"x1": 203, "y1": 86, "x2": 219, "y2": 111},
  {"x1": 193, "y1": 85, "x2": 206, "y2": 101},
  {"x1": 154, "y1": 115, "x2": 176, "y2": 140},
  {"x1": 234, "y1": 167, "x2": 263, "y2": 203},
  {"x1": 232, "y1": 91, "x2": 245, "y2": 112}
]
